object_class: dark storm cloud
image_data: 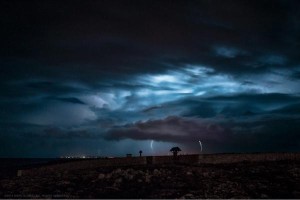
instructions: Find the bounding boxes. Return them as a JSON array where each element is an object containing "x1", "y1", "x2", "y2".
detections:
[
  {"x1": 1, "y1": 0, "x2": 300, "y2": 82},
  {"x1": 106, "y1": 114, "x2": 300, "y2": 153},
  {"x1": 106, "y1": 116, "x2": 229, "y2": 142},
  {"x1": 142, "y1": 93, "x2": 300, "y2": 118},
  {"x1": 1, "y1": 0, "x2": 300, "y2": 156},
  {"x1": 47, "y1": 97, "x2": 86, "y2": 105},
  {"x1": 1, "y1": 0, "x2": 300, "y2": 101},
  {"x1": 0, "y1": 122, "x2": 109, "y2": 157},
  {"x1": 270, "y1": 103, "x2": 300, "y2": 115},
  {"x1": 25, "y1": 81, "x2": 87, "y2": 95}
]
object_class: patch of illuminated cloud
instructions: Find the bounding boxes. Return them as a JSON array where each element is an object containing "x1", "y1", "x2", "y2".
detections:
[
  {"x1": 151, "y1": 74, "x2": 178, "y2": 83},
  {"x1": 72, "y1": 65, "x2": 300, "y2": 124},
  {"x1": 213, "y1": 46, "x2": 245, "y2": 58},
  {"x1": 22, "y1": 102, "x2": 97, "y2": 126},
  {"x1": 80, "y1": 95, "x2": 108, "y2": 108},
  {"x1": 112, "y1": 65, "x2": 269, "y2": 111},
  {"x1": 195, "y1": 91, "x2": 206, "y2": 96},
  {"x1": 238, "y1": 68, "x2": 300, "y2": 94},
  {"x1": 260, "y1": 55, "x2": 287, "y2": 65},
  {"x1": 184, "y1": 65, "x2": 215, "y2": 76}
]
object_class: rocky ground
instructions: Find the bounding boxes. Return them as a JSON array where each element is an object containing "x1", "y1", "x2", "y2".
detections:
[{"x1": 0, "y1": 160, "x2": 300, "y2": 199}]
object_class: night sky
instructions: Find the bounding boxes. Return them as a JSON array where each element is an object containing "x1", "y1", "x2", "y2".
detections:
[{"x1": 1, "y1": 0, "x2": 300, "y2": 157}]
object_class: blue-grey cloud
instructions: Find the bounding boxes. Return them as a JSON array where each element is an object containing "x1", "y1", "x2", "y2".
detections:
[
  {"x1": 47, "y1": 97, "x2": 86, "y2": 105},
  {"x1": 1, "y1": 0, "x2": 300, "y2": 157},
  {"x1": 106, "y1": 114, "x2": 300, "y2": 153}
]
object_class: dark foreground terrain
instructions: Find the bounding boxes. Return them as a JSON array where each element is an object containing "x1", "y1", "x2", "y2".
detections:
[{"x1": 0, "y1": 160, "x2": 300, "y2": 199}]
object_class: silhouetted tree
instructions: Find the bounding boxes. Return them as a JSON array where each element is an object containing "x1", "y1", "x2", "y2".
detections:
[
  {"x1": 139, "y1": 150, "x2": 143, "y2": 157},
  {"x1": 170, "y1": 147, "x2": 181, "y2": 158}
]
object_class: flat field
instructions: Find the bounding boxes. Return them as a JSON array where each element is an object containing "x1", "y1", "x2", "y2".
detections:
[{"x1": 0, "y1": 157, "x2": 299, "y2": 198}]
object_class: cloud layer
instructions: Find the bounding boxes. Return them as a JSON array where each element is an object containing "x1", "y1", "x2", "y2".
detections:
[{"x1": 1, "y1": 0, "x2": 300, "y2": 157}]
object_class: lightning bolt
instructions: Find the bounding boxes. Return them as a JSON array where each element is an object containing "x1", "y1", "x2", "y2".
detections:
[{"x1": 199, "y1": 140, "x2": 203, "y2": 152}]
